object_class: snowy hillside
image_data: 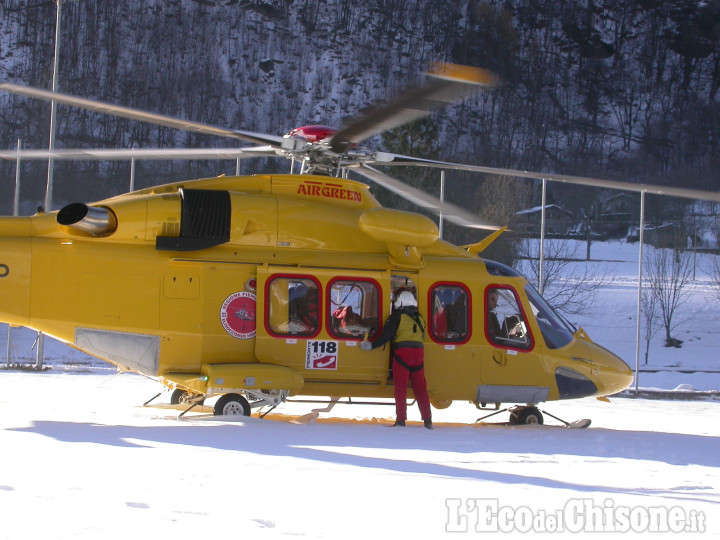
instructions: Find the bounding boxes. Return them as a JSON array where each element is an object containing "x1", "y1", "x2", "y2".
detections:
[{"x1": 2, "y1": 1, "x2": 719, "y2": 214}]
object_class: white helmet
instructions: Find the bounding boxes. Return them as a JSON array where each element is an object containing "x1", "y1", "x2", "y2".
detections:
[{"x1": 394, "y1": 290, "x2": 417, "y2": 309}]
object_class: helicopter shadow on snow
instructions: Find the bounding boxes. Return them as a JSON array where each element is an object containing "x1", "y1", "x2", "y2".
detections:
[{"x1": 10, "y1": 416, "x2": 720, "y2": 503}]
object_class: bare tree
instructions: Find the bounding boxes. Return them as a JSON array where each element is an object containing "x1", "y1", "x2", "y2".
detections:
[
  {"x1": 710, "y1": 217, "x2": 720, "y2": 301},
  {"x1": 515, "y1": 238, "x2": 611, "y2": 316},
  {"x1": 641, "y1": 288, "x2": 660, "y2": 365},
  {"x1": 468, "y1": 174, "x2": 533, "y2": 265},
  {"x1": 645, "y1": 246, "x2": 694, "y2": 348},
  {"x1": 710, "y1": 255, "x2": 720, "y2": 302}
]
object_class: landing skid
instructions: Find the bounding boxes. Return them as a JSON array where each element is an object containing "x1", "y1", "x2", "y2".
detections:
[
  {"x1": 143, "y1": 387, "x2": 292, "y2": 419},
  {"x1": 291, "y1": 397, "x2": 341, "y2": 424},
  {"x1": 541, "y1": 409, "x2": 591, "y2": 429},
  {"x1": 476, "y1": 404, "x2": 591, "y2": 429},
  {"x1": 143, "y1": 392, "x2": 162, "y2": 407},
  {"x1": 178, "y1": 400, "x2": 204, "y2": 418},
  {"x1": 287, "y1": 397, "x2": 413, "y2": 424}
]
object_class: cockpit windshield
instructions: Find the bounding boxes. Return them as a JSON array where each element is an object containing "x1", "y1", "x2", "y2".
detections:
[{"x1": 524, "y1": 285, "x2": 574, "y2": 349}]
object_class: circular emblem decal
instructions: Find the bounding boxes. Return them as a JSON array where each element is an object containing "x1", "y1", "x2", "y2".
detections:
[{"x1": 220, "y1": 291, "x2": 256, "y2": 339}]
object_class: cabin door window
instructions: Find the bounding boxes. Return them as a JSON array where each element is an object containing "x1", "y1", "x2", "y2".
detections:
[
  {"x1": 327, "y1": 279, "x2": 381, "y2": 340},
  {"x1": 429, "y1": 283, "x2": 470, "y2": 343}
]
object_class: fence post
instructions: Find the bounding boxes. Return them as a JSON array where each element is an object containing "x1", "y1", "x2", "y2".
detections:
[
  {"x1": 439, "y1": 170, "x2": 445, "y2": 239},
  {"x1": 538, "y1": 178, "x2": 547, "y2": 294},
  {"x1": 634, "y1": 191, "x2": 646, "y2": 394},
  {"x1": 5, "y1": 326, "x2": 11, "y2": 368}
]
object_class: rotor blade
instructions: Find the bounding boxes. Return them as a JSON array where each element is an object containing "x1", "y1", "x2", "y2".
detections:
[
  {"x1": 354, "y1": 164, "x2": 498, "y2": 230},
  {"x1": 0, "y1": 146, "x2": 279, "y2": 161},
  {"x1": 376, "y1": 153, "x2": 720, "y2": 203},
  {"x1": 329, "y1": 63, "x2": 498, "y2": 154},
  {"x1": 0, "y1": 82, "x2": 284, "y2": 147}
]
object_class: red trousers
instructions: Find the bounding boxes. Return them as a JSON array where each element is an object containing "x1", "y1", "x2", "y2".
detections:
[{"x1": 393, "y1": 347, "x2": 431, "y2": 422}]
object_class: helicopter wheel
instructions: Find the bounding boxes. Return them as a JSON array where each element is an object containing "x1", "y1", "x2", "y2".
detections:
[
  {"x1": 170, "y1": 388, "x2": 204, "y2": 405},
  {"x1": 214, "y1": 393, "x2": 251, "y2": 416},
  {"x1": 510, "y1": 406, "x2": 543, "y2": 425}
]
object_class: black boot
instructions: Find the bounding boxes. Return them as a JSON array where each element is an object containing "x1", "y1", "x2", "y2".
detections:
[
  {"x1": 424, "y1": 419, "x2": 433, "y2": 430},
  {"x1": 392, "y1": 420, "x2": 405, "y2": 427}
]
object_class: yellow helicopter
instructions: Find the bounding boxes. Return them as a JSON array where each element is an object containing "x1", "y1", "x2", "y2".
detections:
[{"x1": 1, "y1": 63, "x2": 716, "y2": 426}]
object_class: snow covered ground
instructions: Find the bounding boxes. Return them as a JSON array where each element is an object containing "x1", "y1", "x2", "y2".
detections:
[
  {"x1": 0, "y1": 369, "x2": 718, "y2": 539},
  {"x1": 1, "y1": 239, "x2": 719, "y2": 538}
]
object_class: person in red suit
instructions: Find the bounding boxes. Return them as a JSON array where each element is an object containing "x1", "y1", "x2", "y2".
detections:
[{"x1": 361, "y1": 290, "x2": 432, "y2": 429}]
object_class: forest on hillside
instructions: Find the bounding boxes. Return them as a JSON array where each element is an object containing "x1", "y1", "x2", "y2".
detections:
[{"x1": 1, "y1": 0, "x2": 719, "y2": 256}]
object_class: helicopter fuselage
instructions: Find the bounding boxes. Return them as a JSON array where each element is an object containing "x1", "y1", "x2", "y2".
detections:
[{"x1": 0, "y1": 174, "x2": 633, "y2": 411}]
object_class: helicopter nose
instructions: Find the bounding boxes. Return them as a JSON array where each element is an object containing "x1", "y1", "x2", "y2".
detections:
[
  {"x1": 557, "y1": 340, "x2": 634, "y2": 400},
  {"x1": 593, "y1": 349, "x2": 634, "y2": 397}
]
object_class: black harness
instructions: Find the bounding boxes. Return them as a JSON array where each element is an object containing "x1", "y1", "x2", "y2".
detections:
[
  {"x1": 393, "y1": 350, "x2": 424, "y2": 373},
  {"x1": 392, "y1": 312, "x2": 426, "y2": 373}
]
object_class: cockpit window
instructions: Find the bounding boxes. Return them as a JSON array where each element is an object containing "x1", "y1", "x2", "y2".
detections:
[
  {"x1": 524, "y1": 285, "x2": 574, "y2": 349},
  {"x1": 483, "y1": 259, "x2": 523, "y2": 278},
  {"x1": 486, "y1": 287, "x2": 532, "y2": 349}
]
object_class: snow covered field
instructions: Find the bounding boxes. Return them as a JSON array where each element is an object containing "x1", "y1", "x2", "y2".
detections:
[
  {"x1": 567, "y1": 240, "x2": 719, "y2": 372},
  {"x1": 1, "y1": 239, "x2": 719, "y2": 538},
  {"x1": 0, "y1": 369, "x2": 718, "y2": 539}
]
